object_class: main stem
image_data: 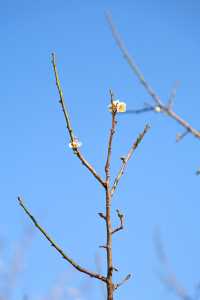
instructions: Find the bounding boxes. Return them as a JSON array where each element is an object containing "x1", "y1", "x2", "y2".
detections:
[
  {"x1": 105, "y1": 106, "x2": 116, "y2": 300},
  {"x1": 105, "y1": 184, "x2": 114, "y2": 300}
]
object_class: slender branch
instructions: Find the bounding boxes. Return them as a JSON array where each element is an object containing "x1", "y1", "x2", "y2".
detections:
[
  {"x1": 51, "y1": 53, "x2": 106, "y2": 188},
  {"x1": 51, "y1": 53, "x2": 74, "y2": 142},
  {"x1": 18, "y1": 197, "x2": 107, "y2": 283},
  {"x1": 112, "y1": 209, "x2": 124, "y2": 235},
  {"x1": 106, "y1": 13, "x2": 200, "y2": 140},
  {"x1": 114, "y1": 273, "x2": 131, "y2": 290},
  {"x1": 168, "y1": 81, "x2": 180, "y2": 110},
  {"x1": 154, "y1": 228, "x2": 191, "y2": 300},
  {"x1": 75, "y1": 150, "x2": 106, "y2": 187},
  {"x1": 106, "y1": 13, "x2": 162, "y2": 107},
  {"x1": 125, "y1": 107, "x2": 154, "y2": 114},
  {"x1": 98, "y1": 212, "x2": 106, "y2": 220},
  {"x1": 111, "y1": 124, "x2": 150, "y2": 196},
  {"x1": 176, "y1": 130, "x2": 189, "y2": 142}
]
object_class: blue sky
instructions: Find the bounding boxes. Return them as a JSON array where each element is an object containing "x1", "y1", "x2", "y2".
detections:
[{"x1": 1, "y1": 1, "x2": 200, "y2": 299}]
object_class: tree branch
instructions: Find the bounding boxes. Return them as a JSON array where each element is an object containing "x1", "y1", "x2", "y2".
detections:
[
  {"x1": 111, "y1": 124, "x2": 150, "y2": 196},
  {"x1": 154, "y1": 228, "x2": 191, "y2": 300},
  {"x1": 112, "y1": 209, "x2": 124, "y2": 235},
  {"x1": 51, "y1": 53, "x2": 106, "y2": 188},
  {"x1": 114, "y1": 273, "x2": 131, "y2": 290},
  {"x1": 106, "y1": 13, "x2": 200, "y2": 140},
  {"x1": 104, "y1": 89, "x2": 118, "y2": 300},
  {"x1": 18, "y1": 197, "x2": 107, "y2": 283}
]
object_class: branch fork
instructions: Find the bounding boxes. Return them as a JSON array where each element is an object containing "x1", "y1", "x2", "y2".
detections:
[{"x1": 18, "y1": 53, "x2": 150, "y2": 300}]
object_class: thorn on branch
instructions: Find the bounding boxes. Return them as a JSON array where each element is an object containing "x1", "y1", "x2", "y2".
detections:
[{"x1": 114, "y1": 273, "x2": 131, "y2": 290}]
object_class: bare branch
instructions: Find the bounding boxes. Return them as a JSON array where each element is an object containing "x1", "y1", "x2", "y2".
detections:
[
  {"x1": 18, "y1": 197, "x2": 107, "y2": 283},
  {"x1": 75, "y1": 150, "x2": 106, "y2": 187},
  {"x1": 106, "y1": 13, "x2": 200, "y2": 140},
  {"x1": 98, "y1": 212, "x2": 106, "y2": 220},
  {"x1": 114, "y1": 273, "x2": 131, "y2": 290},
  {"x1": 168, "y1": 81, "x2": 180, "y2": 110},
  {"x1": 51, "y1": 53, "x2": 106, "y2": 188},
  {"x1": 154, "y1": 228, "x2": 190, "y2": 300},
  {"x1": 112, "y1": 209, "x2": 124, "y2": 235},
  {"x1": 125, "y1": 106, "x2": 154, "y2": 114},
  {"x1": 104, "y1": 89, "x2": 118, "y2": 299},
  {"x1": 106, "y1": 12, "x2": 162, "y2": 107},
  {"x1": 51, "y1": 53, "x2": 74, "y2": 143},
  {"x1": 111, "y1": 124, "x2": 150, "y2": 196},
  {"x1": 176, "y1": 130, "x2": 189, "y2": 142}
]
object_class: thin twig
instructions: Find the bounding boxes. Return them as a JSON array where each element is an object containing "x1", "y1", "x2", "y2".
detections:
[
  {"x1": 18, "y1": 197, "x2": 107, "y2": 283},
  {"x1": 111, "y1": 124, "x2": 150, "y2": 196},
  {"x1": 154, "y1": 228, "x2": 191, "y2": 300},
  {"x1": 98, "y1": 212, "x2": 106, "y2": 220},
  {"x1": 114, "y1": 273, "x2": 131, "y2": 290},
  {"x1": 168, "y1": 81, "x2": 180, "y2": 110},
  {"x1": 106, "y1": 13, "x2": 162, "y2": 107},
  {"x1": 176, "y1": 130, "x2": 189, "y2": 142},
  {"x1": 51, "y1": 53, "x2": 106, "y2": 188},
  {"x1": 112, "y1": 209, "x2": 124, "y2": 235},
  {"x1": 125, "y1": 107, "x2": 154, "y2": 114},
  {"x1": 51, "y1": 53, "x2": 74, "y2": 143},
  {"x1": 106, "y1": 13, "x2": 200, "y2": 140}
]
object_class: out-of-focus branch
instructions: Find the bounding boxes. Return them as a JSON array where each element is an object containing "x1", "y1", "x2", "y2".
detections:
[
  {"x1": 51, "y1": 53, "x2": 106, "y2": 188},
  {"x1": 114, "y1": 273, "x2": 131, "y2": 290},
  {"x1": 154, "y1": 229, "x2": 191, "y2": 300},
  {"x1": 168, "y1": 81, "x2": 180, "y2": 110},
  {"x1": 106, "y1": 13, "x2": 200, "y2": 141},
  {"x1": 0, "y1": 227, "x2": 34, "y2": 300},
  {"x1": 111, "y1": 124, "x2": 150, "y2": 196},
  {"x1": 18, "y1": 197, "x2": 107, "y2": 284}
]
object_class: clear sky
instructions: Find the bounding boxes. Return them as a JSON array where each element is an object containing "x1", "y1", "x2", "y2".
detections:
[{"x1": 1, "y1": 1, "x2": 200, "y2": 300}]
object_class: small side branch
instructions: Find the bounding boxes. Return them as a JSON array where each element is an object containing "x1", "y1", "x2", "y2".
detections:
[
  {"x1": 18, "y1": 197, "x2": 107, "y2": 283},
  {"x1": 114, "y1": 273, "x2": 131, "y2": 290},
  {"x1": 111, "y1": 124, "x2": 150, "y2": 196},
  {"x1": 176, "y1": 130, "x2": 189, "y2": 142},
  {"x1": 98, "y1": 212, "x2": 106, "y2": 220},
  {"x1": 112, "y1": 209, "x2": 124, "y2": 235},
  {"x1": 125, "y1": 106, "x2": 154, "y2": 114},
  {"x1": 168, "y1": 81, "x2": 180, "y2": 110},
  {"x1": 51, "y1": 53, "x2": 106, "y2": 188}
]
